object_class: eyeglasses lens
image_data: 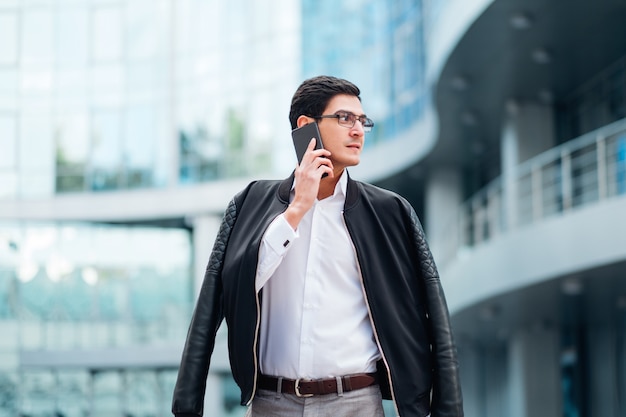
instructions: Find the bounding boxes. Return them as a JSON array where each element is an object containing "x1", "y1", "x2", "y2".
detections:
[{"x1": 337, "y1": 113, "x2": 373, "y2": 132}]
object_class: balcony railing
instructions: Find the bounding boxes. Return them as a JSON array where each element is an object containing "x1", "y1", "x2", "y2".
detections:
[{"x1": 439, "y1": 118, "x2": 626, "y2": 266}]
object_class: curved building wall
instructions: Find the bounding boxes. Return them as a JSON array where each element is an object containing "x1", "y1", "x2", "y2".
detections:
[
  {"x1": 423, "y1": 0, "x2": 626, "y2": 415},
  {"x1": 445, "y1": 193, "x2": 626, "y2": 313},
  {"x1": 441, "y1": 119, "x2": 626, "y2": 312}
]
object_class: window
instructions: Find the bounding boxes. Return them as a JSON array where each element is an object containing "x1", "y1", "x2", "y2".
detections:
[
  {"x1": 21, "y1": 10, "x2": 53, "y2": 65},
  {"x1": 92, "y1": 6, "x2": 123, "y2": 63},
  {"x1": 0, "y1": 13, "x2": 18, "y2": 66},
  {"x1": 0, "y1": 115, "x2": 17, "y2": 169}
]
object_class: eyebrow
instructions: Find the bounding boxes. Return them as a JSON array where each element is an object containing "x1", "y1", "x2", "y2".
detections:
[{"x1": 335, "y1": 109, "x2": 368, "y2": 117}]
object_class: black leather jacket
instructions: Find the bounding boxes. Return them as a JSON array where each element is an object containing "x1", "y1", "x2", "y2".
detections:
[{"x1": 172, "y1": 173, "x2": 463, "y2": 417}]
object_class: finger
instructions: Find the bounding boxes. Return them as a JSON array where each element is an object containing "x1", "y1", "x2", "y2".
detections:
[
  {"x1": 302, "y1": 142, "x2": 330, "y2": 166},
  {"x1": 315, "y1": 156, "x2": 333, "y2": 172},
  {"x1": 308, "y1": 147, "x2": 331, "y2": 161},
  {"x1": 300, "y1": 139, "x2": 318, "y2": 165},
  {"x1": 318, "y1": 164, "x2": 333, "y2": 179}
]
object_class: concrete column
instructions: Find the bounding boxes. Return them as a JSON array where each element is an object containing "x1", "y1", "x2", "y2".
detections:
[
  {"x1": 456, "y1": 339, "x2": 482, "y2": 417},
  {"x1": 484, "y1": 344, "x2": 507, "y2": 417},
  {"x1": 190, "y1": 214, "x2": 223, "y2": 297},
  {"x1": 424, "y1": 166, "x2": 462, "y2": 265},
  {"x1": 587, "y1": 323, "x2": 619, "y2": 416},
  {"x1": 513, "y1": 103, "x2": 556, "y2": 163},
  {"x1": 457, "y1": 339, "x2": 507, "y2": 417},
  {"x1": 121, "y1": 370, "x2": 128, "y2": 416},
  {"x1": 500, "y1": 101, "x2": 555, "y2": 230},
  {"x1": 507, "y1": 324, "x2": 561, "y2": 417},
  {"x1": 203, "y1": 372, "x2": 223, "y2": 417},
  {"x1": 501, "y1": 113, "x2": 519, "y2": 230}
]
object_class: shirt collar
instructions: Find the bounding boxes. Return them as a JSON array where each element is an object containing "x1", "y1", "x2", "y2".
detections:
[
  {"x1": 335, "y1": 170, "x2": 348, "y2": 198},
  {"x1": 290, "y1": 170, "x2": 348, "y2": 199}
]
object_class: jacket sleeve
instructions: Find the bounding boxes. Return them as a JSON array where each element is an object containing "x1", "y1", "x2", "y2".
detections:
[
  {"x1": 409, "y1": 208, "x2": 464, "y2": 417},
  {"x1": 171, "y1": 198, "x2": 238, "y2": 417}
]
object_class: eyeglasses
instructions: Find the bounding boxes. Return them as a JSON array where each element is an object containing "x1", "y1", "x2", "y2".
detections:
[{"x1": 315, "y1": 111, "x2": 375, "y2": 132}]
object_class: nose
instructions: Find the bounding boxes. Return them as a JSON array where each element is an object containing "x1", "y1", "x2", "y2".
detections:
[{"x1": 351, "y1": 119, "x2": 365, "y2": 135}]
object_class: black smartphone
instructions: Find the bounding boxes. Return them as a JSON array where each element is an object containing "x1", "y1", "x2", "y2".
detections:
[{"x1": 291, "y1": 122, "x2": 324, "y2": 164}]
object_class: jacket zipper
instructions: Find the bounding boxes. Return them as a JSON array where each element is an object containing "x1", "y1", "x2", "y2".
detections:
[
  {"x1": 342, "y1": 212, "x2": 400, "y2": 417},
  {"x1": 248, "y1": 204, "x2": 287, "y2": 405},
  {"x1": 247, "y1": 253, "x2": 263, "y2": 405}
]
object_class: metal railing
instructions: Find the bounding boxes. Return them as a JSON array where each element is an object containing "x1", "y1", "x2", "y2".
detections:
[{"x1": 438, "y1": 118, "x2": 626, "y2": 266}]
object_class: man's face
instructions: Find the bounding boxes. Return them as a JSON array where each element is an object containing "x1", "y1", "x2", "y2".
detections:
[{"x1": 316, "y1": 94, "x2": 366, "y2": 173}]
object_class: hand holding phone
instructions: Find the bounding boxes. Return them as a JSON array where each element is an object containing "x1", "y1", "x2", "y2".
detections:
[
  {"x1": 291, "y1": 122, "x2": 324, "y2": 164},
  {"x1": 291, "y1": 122, "x2": 328, "y2": 178}
]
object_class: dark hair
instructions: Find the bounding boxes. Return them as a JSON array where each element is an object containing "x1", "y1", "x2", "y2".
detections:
[{"x1": 289, "y1": 75, "x2": 361, "y2": 129}]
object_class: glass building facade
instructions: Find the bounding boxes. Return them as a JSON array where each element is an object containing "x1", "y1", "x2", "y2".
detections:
[
  {"x1": 0, "y1": 0, "x2": 299, "y2": 199},
  {"x1": 0, "y1": 222, "x2": 191, "y2": 416},
  {"x1": 302, "y1": 0, "x2": 426, "y2": 145},
  {"x1": 0, "y1": 0, "x2": 300, "y2": 415}
]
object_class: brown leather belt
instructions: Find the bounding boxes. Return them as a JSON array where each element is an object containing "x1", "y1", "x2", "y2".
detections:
[{"x1": 257, "y1": 373, "x2": 378, "y2": 397}]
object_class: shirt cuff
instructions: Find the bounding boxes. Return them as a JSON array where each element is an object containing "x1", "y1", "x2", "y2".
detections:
[{"x1": 263, "y1": 213, "x2": 299, "y2": 255}]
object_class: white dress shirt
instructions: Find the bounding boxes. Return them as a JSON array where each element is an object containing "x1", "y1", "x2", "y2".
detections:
[{"x1": 255, "y1": 172, "x2": 381, "y2": 379}]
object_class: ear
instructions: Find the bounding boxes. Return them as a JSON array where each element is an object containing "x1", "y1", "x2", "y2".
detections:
[{"x1": 296, "y1": 115, "x2": 315, "y2": 128}]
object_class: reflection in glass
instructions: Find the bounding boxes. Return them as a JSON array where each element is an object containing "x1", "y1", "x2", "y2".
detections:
[
  {"x1": 301, "y1": 0, "x2": 426, "y2": 144},
  {"x1": 21, "y1": 371, "x2": 55, "y2": 416},
  {"x1": 91, "y1": 110, "x2": 122, "y2": 190},
  {"x1": 0, "y1": 173, "x2": 18, "y2": 200},
  {"x1": 125, "y1": 105, "x2": 155, "y2": 188},
  {"x1": 0, "y1": 13, "x2": 18, "y2": 66},
  {"x1": 19, "y1": 114, "x2": 55, "y2": 198},
  {"x1": 20, "y1": 114, "x2": 54, "y2": 171},
  {"x1": 56, "y1": 8, "x2": 89, "y2": 67},
  {"x1": 0, "y1": 69, "x2": 18, "y2": 99},
  {"x1": 0, "y1": 116, "x2": 16, "y2": 169},
  {"x1": 92, "y1": 6, "x2": 123, "y2": 63},
  {"x1": 55, "y1": 111, "x2": 89, "y2": 192},
  {"x1": 56, "y1": 70, "x2": 88, "y2": 107},
  {"x1": 3, "y1": 0, "x2": 301, "y2": 197},
  {"x1": 126, "y1": 371, "x2": 160, "y2": 417},
  {"x1": 223, "y1": 374, "x2": 248, "y2": 417},
  {"x1": 158, "y1": 370, "x2": 179, "y2": 414},
  {"x1": 21, "y1": 10, "x2": 53, "y2": 65},
  {"x1": 93, "y1": 371, "x2": 122, "y2": 417},
  {"x1": 0, "y1": 221, "x2": 192, "y2": 349},
  {"x1": 56, "y1": 371, "x2": 89, "y2": 417},
  {"x1": 127, "y1": 0, "x2": 162, "y2": 61},
  {"x1": 91, "y1": 64, "x2": 125, "y2": 106},
  {"x1": 0, "y1": 372, "x2": 17, "y2": 417}
]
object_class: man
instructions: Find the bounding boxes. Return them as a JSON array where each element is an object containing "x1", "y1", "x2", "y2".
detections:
[{"x1": 172, "y1": 76, "x2": 463, "y2": 417}]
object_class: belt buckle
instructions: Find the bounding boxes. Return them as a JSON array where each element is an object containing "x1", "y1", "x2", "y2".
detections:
[{"x1": 294, "y1": 378, "x2": 314, "y2": 398}]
